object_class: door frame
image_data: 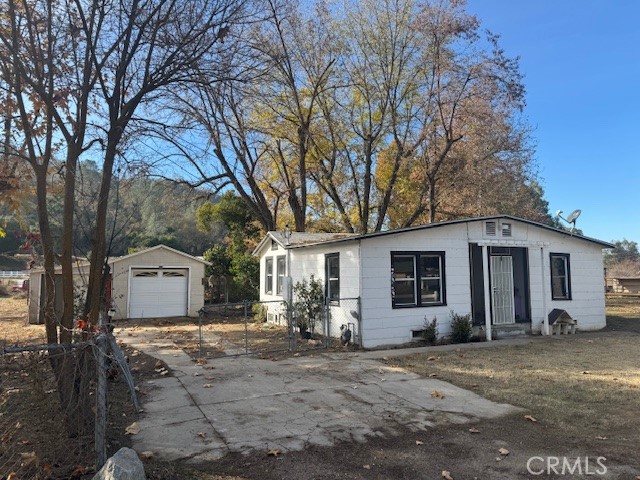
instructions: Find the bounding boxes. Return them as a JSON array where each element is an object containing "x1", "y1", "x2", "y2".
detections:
[{"x1": 469, "y1": 244, "x2": 532, "y2": 328}]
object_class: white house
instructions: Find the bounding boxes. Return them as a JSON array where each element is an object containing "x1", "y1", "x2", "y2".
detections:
[
  {"x1": 28, "y1": 244, "x2": 209, "y2": 324},
  {"x1": 253, "y1": 216, "x2": 612, "y2": 348}
]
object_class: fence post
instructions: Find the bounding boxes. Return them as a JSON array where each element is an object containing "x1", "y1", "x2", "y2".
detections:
[
  {"x1": 95, "y1": 333, "x2": 107, "y2": 470},
  {"x1": 324, "y1": 301, "x2": 330, "y2": 348},
  {"x1": 243, "y1": 301, "x2": 249, "y2": 354},
  {"x1": 357, "y1": 297, "x2": 363, "y2": 347},
  {"x1": 288, "y1": 300, "x2": 296, "y2": 351},
  {"x1": 198, "y1": 307, "x2": 204, "y2": 359}
]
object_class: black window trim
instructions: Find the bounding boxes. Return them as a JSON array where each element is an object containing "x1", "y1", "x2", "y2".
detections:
[
  {"x1": 265, "y1": 257, "x2": 274, "y2": 294},
  {"x1": 325, "y1": 253, "x2": 340, "y2": 305},
  {"x1": 549, "y1": 252, "x2": 572, "y2": 300},
  {"x1": 391, "y1": 251, "x2": 446, "y2": 309}
]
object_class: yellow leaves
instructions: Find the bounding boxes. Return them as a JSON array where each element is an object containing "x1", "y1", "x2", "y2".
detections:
[
  {"x1": 125, "y1": 421, "x2": 140, "y2": 435},
  {"x1": 430, "y1": 390, "x2": 444, "y2": 399},
  {"x1": 266, "y1": 448, "x2": 282, "y2": 457}
]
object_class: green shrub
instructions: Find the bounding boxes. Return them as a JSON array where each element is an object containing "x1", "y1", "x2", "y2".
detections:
[
  {"x1": 422, "y1": 316, "x2": 438, "y2": 345},
  {"x1": 293, "y1": 277, "x2": 324, "y2": 333},
  {"x1": 252, "y1": 303, "x2": 267, "y2": 323},
  {"x1": 449, "y1": 311, "x2": 472, "y2": 343}
]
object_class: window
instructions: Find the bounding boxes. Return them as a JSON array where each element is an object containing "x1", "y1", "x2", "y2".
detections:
[
  {"x1": 271, "y1": 239, "x2": 278, "y2": 250},
  {"x1": 133, "y1": 271, "x2": 158, "y2": 277},
  {"x1": 550, "y1": 253, "x2": 571, "y2": 300},
  {"x1": 325, "y1": 253, "x2": 340, "y2": 303},
  {"x1": 276, "y1": 256, "x2": 286, "y2": 295},
  {"x1": 265, "y1": 257, "x2": 273, "y2": 294},
  {"x1": 391, "y1": 252, "x2": 446, "y2": 308},
  {"x1": 501, "y1": 222, "x2": 512, "y2": 237},
  {"x1": 162, "y1": 270, "x2": 186, "y2": 277},
  {"x1": 485, "y1": 221, "x2": 497, "y2": 236}
]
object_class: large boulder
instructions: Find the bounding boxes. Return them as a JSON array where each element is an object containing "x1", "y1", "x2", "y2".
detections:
[{"x1": 93, "y1": 448, "x2": 146, "y2": 480}]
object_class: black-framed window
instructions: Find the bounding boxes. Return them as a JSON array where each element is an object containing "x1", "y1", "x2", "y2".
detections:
[
  {"x1": 550, "y1": 253, "x2": 571, "y2": 300},
  {"x1": 276, "y1": 256, "x2": 286, "y2": 295},
  {"x1": 391, "y1": 251, "x2": 446, "y2": 308},
  {"x1": 265, "y1": 257, "x2": 273, "y2": 294},
  {"x1": 325, "y1": 253, "x2": 340, "y2": 303}
]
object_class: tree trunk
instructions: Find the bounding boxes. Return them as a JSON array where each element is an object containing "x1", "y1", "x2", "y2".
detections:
[
  {"x1": 34, "y1": 166, "x2": 58, "y2": 344},
  {"x1": 60, "y1": 146, "x2": 79, "y2": 343},
  {"x1": 84, "y1": 135, "x2": 119, "y2": 325}
]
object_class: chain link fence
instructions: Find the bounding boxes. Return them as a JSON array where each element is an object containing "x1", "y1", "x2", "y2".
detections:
[
  {"x1": 0, "y1": 335, "x2": 139, "y2": 478},
  {"x1": 0, "y1": 344, "x2": 96, "y2": 479},
  {"x1": 198, "y1": 297, "x2": 361, "y2": 358}
]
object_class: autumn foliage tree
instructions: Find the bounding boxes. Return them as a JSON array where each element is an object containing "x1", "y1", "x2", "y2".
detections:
[{"x1": 167, "y1": 0, "x2": 549, "y2": 233}]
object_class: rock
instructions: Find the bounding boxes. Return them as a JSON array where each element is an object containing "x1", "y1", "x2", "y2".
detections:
[{"x1": 92, "y1": 447, "x2": 146, "y2": 480}]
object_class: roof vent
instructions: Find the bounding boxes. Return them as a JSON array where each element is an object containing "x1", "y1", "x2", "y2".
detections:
[
  {"x1": 501, "y1": 222, "x2": 512, "y2": 237},
  {"x1": 485, "y1": 221, "x2": 497, "y2": 236}
]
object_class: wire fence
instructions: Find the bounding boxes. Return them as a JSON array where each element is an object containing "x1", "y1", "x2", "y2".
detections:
[
  {"x1": 0, "y1": 335, "x2": 139, "y2": 478},
  {"x1": 198, "y1": 297, "x2": 361, "y2": 359}
]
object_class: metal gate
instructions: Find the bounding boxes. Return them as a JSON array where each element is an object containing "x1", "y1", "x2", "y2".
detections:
[{"x1": 197, "y1": 297, "x2": 361, "y2": 359}]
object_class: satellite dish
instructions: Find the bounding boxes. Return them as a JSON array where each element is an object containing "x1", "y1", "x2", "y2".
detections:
[
  {"x1": 556, "y1": 208, "x2": 582, "y2": 233},
  {"x1": 566, "y1": 209, "x2": 581, "y2": 224}
]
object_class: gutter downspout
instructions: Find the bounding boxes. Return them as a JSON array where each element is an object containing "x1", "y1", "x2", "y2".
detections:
[{"x1": 357, "y1": 239, "x2": 364, "y2": 348}]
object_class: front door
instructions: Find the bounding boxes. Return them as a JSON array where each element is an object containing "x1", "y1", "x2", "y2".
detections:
[{"x1": 490, "y1": 255, "x2": 515, "y2": 325}]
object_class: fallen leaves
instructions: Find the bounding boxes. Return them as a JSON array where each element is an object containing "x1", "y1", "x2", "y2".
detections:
[
  {"x1": 19, "y1": 451, "x2": 39, "y2": 466},
  {"x1": 468, "y1": 427, "x2": 480, "y2": 433},
  {"x1": 266, "y1": 448, "x2": 281, "y2": 457},
  {"x1": 431, "y1": 390, "x2": 444, "y2": 399},
  {"x1": 524, "y1": 415, "x2": 537, "y2": 423},
  {"x1": 125, "y1": 422, "x2": 141, "y2": 435},
  {"x1": 198, "y1": 432, "x2": 206, "y2": 439},
  {"x1": 498, "y1": 447, "x2": 509, "y2": 456},
  {"x1": 202, "y1": 383, "x2": 214, "y2": 388},
  {"x1": 415, "y1": 440, "x2": 424, "y2": 445},
  {"x1": 442, "y1": 470, "x2": 453, "y2": 480},
  {"x1": 427, "y1": 356, "x2": 437, "y2": 361},
  {"x1": 363, "y1": 464, "x2": 371, "y2": 470},
  {"x1": 139, "y1": 451, "x2": 154, "y2": 460}
]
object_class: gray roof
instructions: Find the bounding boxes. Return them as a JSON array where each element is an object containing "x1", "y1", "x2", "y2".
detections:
[
  {"x1": 269, "y1": 231, "x2": 357, "y2": 247},
  {"x1": 255, "y1": 215, "x2": 613, "y2": 252}
]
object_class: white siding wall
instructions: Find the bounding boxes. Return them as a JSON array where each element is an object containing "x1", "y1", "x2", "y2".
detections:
[
  {"x1": 257, "y1": 238, "x2": 361, "y2": 336},
  {"x1": 257, "y1": 241, "x2": 289, "y2": 324},
  {"x1": 518, "y1": 229, "x2": 606, "y2": 333},
  {"x1": 255, "y1": 219, "x2": 607, "y2": 348},
  {"x1": 360, "y1": 224, "x2": 473, "y2": 348}
]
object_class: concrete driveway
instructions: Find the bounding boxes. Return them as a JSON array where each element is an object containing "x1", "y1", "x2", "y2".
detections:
[{"x1": 117, "y1": 331, "x2": 520, "y2": 463}]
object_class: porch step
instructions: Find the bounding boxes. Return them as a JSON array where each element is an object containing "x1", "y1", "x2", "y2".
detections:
[{"x1": 492, "y1": 323, "x2": 530, "y2": 339}]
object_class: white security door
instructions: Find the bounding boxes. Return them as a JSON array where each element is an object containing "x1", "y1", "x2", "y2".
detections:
[
  {"x1": 490, "y1": 256, "x2": 515, "y2": 325},
  {"x1": 129, "y1": 268, "x2": 188, "y2": 318}
]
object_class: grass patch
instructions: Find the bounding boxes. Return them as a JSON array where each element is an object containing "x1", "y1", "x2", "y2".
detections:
[{"x1": 388, "y1": 296, "x2": 640, "y2": 459}]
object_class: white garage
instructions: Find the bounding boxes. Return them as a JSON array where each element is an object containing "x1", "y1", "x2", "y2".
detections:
[
  {"x1": 129, "y1": 268, "x2": 190, "y2": 318},
  {"x1": 28, "y1": 244, "x2": 210, "y2": 323}
]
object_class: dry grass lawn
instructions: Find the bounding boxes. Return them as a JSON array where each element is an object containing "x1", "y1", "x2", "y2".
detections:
[
  {"x1": 389, "y1": 296, "x2": 640, "y2": 460},
  {"x1": 0, "y1": 296, "x2": 45, "y2": 347}
]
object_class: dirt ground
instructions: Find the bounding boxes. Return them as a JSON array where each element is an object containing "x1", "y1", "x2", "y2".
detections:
[{"x1": 1, "y1": 295, "x2": 640, "y2": 479}]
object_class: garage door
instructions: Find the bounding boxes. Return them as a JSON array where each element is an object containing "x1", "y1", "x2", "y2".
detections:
[{"x1": 129, "y1": 268, "x2": 188, "y2": 318}]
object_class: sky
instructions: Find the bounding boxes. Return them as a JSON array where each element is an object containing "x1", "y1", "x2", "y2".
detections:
[{"x1": 466, "y1": 0, "x2": 640, "y2": 245}]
